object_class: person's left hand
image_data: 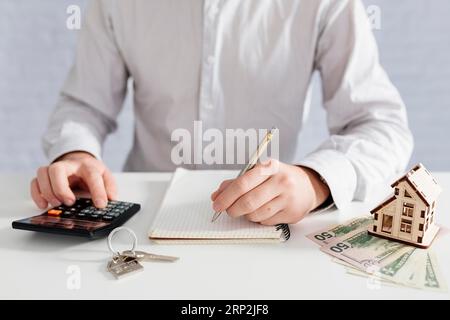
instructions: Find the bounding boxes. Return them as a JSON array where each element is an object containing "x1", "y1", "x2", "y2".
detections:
[{"x1": 211, "y1": 159, "x2": 330, "y2": 225}]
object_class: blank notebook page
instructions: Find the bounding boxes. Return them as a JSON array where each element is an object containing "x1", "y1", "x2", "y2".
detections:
[{"x1": 149, "y1": 168, "x2": 282, "y2": 241}]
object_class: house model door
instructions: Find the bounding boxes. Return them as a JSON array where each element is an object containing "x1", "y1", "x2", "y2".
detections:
[{"x1": 381, "y1": 214, "x2": 393, "y2": 234}]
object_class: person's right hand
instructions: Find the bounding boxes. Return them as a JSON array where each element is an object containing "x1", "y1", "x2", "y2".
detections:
[{"x1": 30, "y1": 151, "x2": 117, "y2": 209}]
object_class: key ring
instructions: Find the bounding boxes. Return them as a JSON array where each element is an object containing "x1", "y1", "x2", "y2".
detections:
[{"x1": 107, "y1": 227, "x2": 137, "y2": 257}]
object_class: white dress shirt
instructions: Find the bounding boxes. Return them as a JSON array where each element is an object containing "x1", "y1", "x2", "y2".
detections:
[{"x1": 43, "y1": 0, "x2": 413, "y2": 210}]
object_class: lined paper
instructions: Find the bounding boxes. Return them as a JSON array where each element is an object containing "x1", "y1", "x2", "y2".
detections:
[{"x1": 149, "y1": 168, "x2": 282, "y2": 242}]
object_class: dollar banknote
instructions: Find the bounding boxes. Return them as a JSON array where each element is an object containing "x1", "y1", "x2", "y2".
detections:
[
  {"x1": 344, "y1": 249, "x2": 447, "y2": 292},
  {"x1": 320, "y1": 229, "x2": 410, "y2": 271},
  {"x1": 423, "y1": 251, "x2": 447, "y2": 291},
  {"x1": 306, "y1": 217, "x2": 373, "y2": 246},
  {"x1": 344, "y1": 248, "x2": 419, "y2": 284},
  {"x1": 307, "y1": 217, "x2": 447, "y2": 292}
]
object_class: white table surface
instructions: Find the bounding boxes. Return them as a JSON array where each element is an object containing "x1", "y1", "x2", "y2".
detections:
[{"x1": 1, "y1": 172, "x2": 449, "y2": 300}]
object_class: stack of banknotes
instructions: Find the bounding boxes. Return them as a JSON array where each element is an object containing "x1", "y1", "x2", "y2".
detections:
[{"x1": 307, "y1": 217, "x2": 447, "y2": 292}]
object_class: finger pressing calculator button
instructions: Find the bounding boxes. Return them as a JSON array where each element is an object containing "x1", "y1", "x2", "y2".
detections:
[{"x1": 47, "y1": 209, "x2": 62, "y2": 216}]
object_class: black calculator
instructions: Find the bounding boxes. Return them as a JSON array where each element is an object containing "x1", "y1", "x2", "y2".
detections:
[{"x1": 12, "y1": 198, "x2": 141, "y2": 239}]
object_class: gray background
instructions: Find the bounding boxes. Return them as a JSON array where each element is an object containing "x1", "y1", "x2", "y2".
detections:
[{"x1": 1, "y1": 0, "x2": 449, "y2": 173}]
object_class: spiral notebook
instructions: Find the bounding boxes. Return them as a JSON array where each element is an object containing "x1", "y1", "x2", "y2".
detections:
[{"x1": 149, "y1": 168, "x2": 290, "y2": 244}]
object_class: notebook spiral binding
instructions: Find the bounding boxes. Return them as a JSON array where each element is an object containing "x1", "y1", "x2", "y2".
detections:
[{"x1": 276, "y1": 223, "x2": 291, "y2": 241}]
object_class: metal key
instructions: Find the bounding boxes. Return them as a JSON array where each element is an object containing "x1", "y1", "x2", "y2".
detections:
[
  {"x1": 107, "y1": 254, "x2": 144, "y2": 279},
  {"x1": 122, "y1": 250, "x2": 179, "y2": 262}
]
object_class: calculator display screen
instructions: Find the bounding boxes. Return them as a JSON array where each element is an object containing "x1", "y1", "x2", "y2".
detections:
[{"x1": 19, "y1": 214, "x2": 109, "y2": 231}]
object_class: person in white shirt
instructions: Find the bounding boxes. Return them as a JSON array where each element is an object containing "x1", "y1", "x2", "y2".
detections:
[{"x1": 31, "y1": 0, "x2": 413, "y2": 226}]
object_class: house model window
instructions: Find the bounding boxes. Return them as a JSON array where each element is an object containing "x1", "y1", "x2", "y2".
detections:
[
  {"x1": 402, "y1": 203, "x2": 414, "y2": 217},
  {"x1": 400, "y1": 219, "x2": 412, "y2": 233},
  {"x1": 368, "y1": 163, "x2": 442, "y2": 249}
]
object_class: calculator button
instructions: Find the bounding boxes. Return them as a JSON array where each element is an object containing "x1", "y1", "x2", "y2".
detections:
[
  {"x1": 76, "y1": 212, "x2": 87, "y2": 218},
  {"x1": 94, "y1": 210, "x2": 105, "y2": 215},
  {"x1": 47, "y1": 209, "x2": 62, "y2": 216},
  {"x1": 69, "y1": 208, "x2": 78, "y2": 212},
  {"x1": 89, "y1": 214, "x2": 100, "y2": 219},
  {"x1": 62, "y1": 211, "x2": 73, "y2": 217},
  {"x1": 102, "y1": 215, "x2": 114, "y2": 221}
]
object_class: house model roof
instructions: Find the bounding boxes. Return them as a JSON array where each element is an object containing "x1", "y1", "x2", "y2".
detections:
[{"x1": 391, "y1": 163, "x2": 442, "y2": 206}]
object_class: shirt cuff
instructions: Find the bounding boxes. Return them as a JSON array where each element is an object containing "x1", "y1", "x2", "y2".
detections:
[
  {"x1": 45, "y1": 122, "x2": 103, "y2": 163},
  {"x1": 297, "y1": 149, "x2": 357, "y2": 211}
]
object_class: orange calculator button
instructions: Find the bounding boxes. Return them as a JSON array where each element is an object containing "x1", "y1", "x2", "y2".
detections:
[{"x1": 47, "y1": 209, "x2": 62, "y2": 216}]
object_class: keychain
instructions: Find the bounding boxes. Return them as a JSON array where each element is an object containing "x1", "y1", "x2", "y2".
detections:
[{"x1": 107, "y1": 227, "x2": 179, "y2": 279}]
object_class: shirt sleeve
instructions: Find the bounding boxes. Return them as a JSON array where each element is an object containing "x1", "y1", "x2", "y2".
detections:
[
  {"x1": 43, "y1": 0, "x2": 128, "y2": 162},
  {"x1": 298, "y1": 0, "x2": 413, "y2": 211}
]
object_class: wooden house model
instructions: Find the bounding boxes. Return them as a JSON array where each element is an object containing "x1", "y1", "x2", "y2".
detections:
[{"x1": 368, "y1": 163, "x2": 442, "y2": 248}]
